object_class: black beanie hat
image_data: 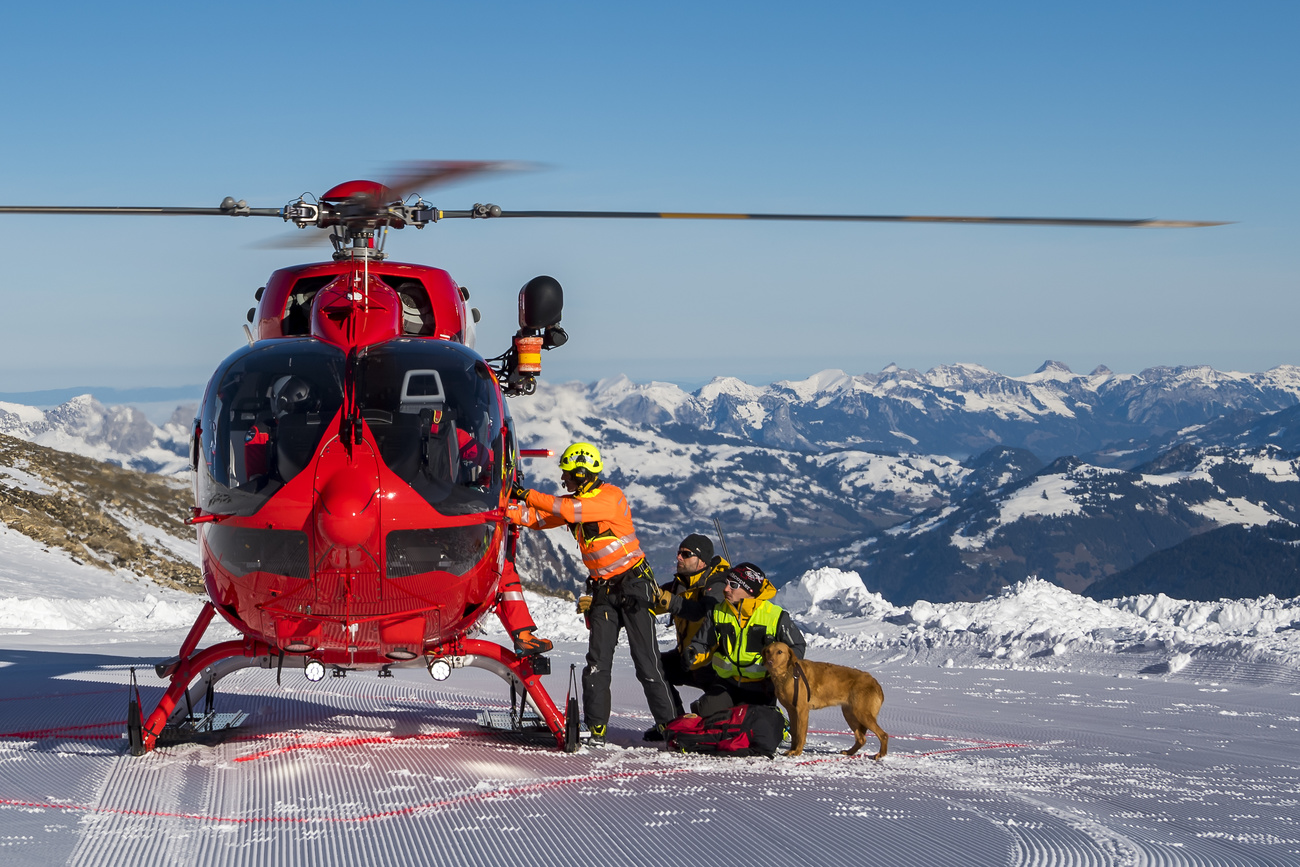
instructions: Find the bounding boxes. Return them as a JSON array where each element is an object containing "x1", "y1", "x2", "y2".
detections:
[
  {"x1": 728, "y1": 562, "x2": 766, "y2": 596},
  {"x1": 679, "y1": 533, "x2": 714, "y2": 562}
]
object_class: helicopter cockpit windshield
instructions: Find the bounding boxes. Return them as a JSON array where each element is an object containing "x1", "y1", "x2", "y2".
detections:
[
  {"x1": 356, "y1": 338, "x2": 504, "y2": 516},
  {"x1": 196, "y1": 337, "x2": 502, "y2": 518},
  {"x1": 199, "y1": 339, "x2": 346, "y2": 516}
]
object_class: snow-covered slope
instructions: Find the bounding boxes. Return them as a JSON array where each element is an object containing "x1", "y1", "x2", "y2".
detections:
[{"x1": 1, "y1": 545, "x2": 1298, "y2": 866}]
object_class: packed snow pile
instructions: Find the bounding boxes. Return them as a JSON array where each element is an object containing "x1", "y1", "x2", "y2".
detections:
[
  {"x1": 481, "y1": 590, "x2": 592, "y2": 645},
  {"x1": 775, "y1": 566, "x2": 902, "y2": 618},
  {"x1": 0, "y1": 524, "x2": 212, "y2": 637},
  {"x1": 773, "y1": 569, "x2": 1300, "y2": 671},
  {"x1": 0, "y1": 593, "x2": 202, "y2": 632},
  {"x1": 1111, "y1": 591, "x2": 1300, "y2": 636}
]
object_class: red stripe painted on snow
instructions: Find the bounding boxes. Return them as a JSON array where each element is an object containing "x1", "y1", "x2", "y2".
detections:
[{"x1": 0, "y1": 720, "x2": 124, "y2": 740}]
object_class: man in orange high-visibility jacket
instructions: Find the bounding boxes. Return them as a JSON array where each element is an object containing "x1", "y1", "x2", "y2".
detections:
[{"x1": 508, "y1": 442, "x2": 677, "y2": 745}]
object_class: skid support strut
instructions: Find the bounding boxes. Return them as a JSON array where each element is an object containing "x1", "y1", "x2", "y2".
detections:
[
  {"x1": 131, "y1": 602, "x2": 272, "y2": 755},
  {"x1": 431, "y1": 638, "x2": 566, "y2": 748}
]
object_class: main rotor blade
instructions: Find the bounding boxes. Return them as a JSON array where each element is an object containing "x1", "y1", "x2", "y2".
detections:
[
  {"x1": 252, "y1": 229, "x2": 336, "y2": 249},
  {"x1": 0, "y1": 205, "x2": 282, "y2": 216},
  {"x1": 435, "y1": 208, "x2": 1227, "y2": 228},
  {"x1": 383, "y1": 160, "x2": 537, "y2": 201}
]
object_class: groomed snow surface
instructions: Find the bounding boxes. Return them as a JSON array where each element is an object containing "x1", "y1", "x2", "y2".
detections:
[{"x1": 2, "y1": 544, "x2": 1299, "y2": 865}]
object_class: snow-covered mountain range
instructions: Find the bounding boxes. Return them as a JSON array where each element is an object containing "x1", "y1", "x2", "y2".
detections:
[
  {"x1": 3, "y1": 359, "x2": 1298, "y2": 603},
  {"x1": 518, "y1": 361, "x2": 1300, "y2": 460},
  {"x1": 0, "y1": 395, "x2": 196, "y2": 475}
]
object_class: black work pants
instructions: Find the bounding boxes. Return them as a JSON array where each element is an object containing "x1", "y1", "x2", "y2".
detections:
[
  {"x1": 692, "y1": 676, "x2": 775, "y2": 721},
  {"x1": 583, "y1": 569, "x2": 677, "y2": 730},
  {"x1": 660, "y1": 649, "x2": 716, "y2": 719}
]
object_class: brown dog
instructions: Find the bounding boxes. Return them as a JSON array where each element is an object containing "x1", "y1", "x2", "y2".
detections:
[{"x1": 762, "y1": 641, "x2": 889, "y2": 759}]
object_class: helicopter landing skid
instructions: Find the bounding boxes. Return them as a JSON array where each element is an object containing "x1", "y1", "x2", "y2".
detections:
[
  {"x1": 156, "y1": 710, "x2": 250, "y2": 748},
  {"x1": 128, "y1": 604, "x2": 571, "y2": 754},
  {"x1": 474, "y1": 707, "x2": 555, "y2": 743},
  {"x1": 426, "y1": 638, "x2": 568, "y2": 750}
]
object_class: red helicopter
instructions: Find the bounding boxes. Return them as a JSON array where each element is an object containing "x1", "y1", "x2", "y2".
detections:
[{"x1": 0, "y1": 162, "x2": 1224, "y2": 753}]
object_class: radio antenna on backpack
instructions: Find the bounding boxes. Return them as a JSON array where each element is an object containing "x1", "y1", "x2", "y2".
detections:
[{"x1": 712, "y1": 515, "x2": 731, "y2": 562}]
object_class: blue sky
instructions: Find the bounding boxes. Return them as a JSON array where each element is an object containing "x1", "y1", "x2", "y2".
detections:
[{"x1": 0, "y1": 1, "x2": 1296, "y2": 393}]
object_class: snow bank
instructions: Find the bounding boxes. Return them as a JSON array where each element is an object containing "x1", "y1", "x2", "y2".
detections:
[
  {"x1": 775, "y1": 570, "x2": 1300, "y2": 672},
  {"x1": 1112, "y1": 592, "x2": 1300, "y2": 638},
  {"x1": 0, "y1": 593, "x2": 201, "y2": 631},
  {"x1": 0, "y1": 524, "x2": 207, "y2": 634},
  {"x1": 776, "y1": 567, "x2": 901, "y2": 618}
]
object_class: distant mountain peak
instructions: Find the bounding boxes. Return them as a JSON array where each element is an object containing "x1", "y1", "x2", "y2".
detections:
[
  {"x1": 695, "y1": 376, "x2": 763, "y2": 402},
  {"x1": 1035, "y1": 360, "x2": 1073, "y2": 374}
]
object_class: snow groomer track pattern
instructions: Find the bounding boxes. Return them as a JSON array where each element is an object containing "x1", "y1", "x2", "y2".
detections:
[{"x1": 2, "y1": 637, "x2": 1299, "y2": 867}]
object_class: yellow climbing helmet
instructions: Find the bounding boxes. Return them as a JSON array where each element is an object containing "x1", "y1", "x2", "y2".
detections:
[{"x1": 558, "y1": 442, "x2": 603, "y2": 475}]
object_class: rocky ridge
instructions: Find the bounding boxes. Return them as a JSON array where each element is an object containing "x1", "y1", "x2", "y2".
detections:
[{"x1": 0, "y1": 434, "x2": 200, "y2": 592}]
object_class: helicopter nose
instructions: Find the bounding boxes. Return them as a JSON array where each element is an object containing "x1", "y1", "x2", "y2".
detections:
[{"x1": 316, "y1": 465, "x2": 378, "y2": 548}]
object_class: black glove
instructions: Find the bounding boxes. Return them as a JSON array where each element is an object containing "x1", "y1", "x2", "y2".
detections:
[
  {"x1": 620, "y1": 574, "x2": 658, "y2": 611},
  {"x1": 510, "y1": 482, "x2": 529, "y2": 501}
]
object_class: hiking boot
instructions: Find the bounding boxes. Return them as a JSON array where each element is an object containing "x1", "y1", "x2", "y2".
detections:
[
  {"x1": 642, "y1": 724, "x2": 667, "y2": 742},
  {"x1": 587, "y1": 724, "x2": 607, "y2": 746},
  {"x1": 511, "y1": 629, "x2": 553, "y2": 656}
]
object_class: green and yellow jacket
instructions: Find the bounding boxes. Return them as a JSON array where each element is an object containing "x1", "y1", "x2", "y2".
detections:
[{"x1": 686, "y1": 577, "x2": 806, "y2": 683}]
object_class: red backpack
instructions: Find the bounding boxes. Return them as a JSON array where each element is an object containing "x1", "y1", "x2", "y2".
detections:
[{"x1": 665, "y1": 704, "x2": 785, "y2": 758}]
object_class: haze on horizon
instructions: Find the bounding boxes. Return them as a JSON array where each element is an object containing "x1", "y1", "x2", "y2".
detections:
[{"x1": 1, "y1": 2, "x2": 1295, "y2": 393}]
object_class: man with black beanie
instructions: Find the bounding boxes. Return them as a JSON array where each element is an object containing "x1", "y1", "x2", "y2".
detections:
[{"x1": 648, "y1": 532, "x2": 730, "y2": 732}]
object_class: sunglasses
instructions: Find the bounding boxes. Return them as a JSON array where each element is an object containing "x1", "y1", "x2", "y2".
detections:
[
  {"x1": 676, "y1": 550, "x2": 697, "y2": 558},
  {"x1": 725, "y1": 578, "x2": 746, "y2": 589}
]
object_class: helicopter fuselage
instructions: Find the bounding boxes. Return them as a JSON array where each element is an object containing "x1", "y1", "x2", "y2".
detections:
[{"x1": 194, "y1": 260, "x2": 516, "y2": 668}]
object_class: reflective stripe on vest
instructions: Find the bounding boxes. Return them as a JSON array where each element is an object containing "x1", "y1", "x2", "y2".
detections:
[
  {"x1": 582, "y1": 532, "x2": 644, "y2": 577},
  {"x1": 710, "y1": 601, "x2": 784, "y2": 682},
  {"x1": 589, "y1": 548, "x2": 646, "y2": 578}
]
